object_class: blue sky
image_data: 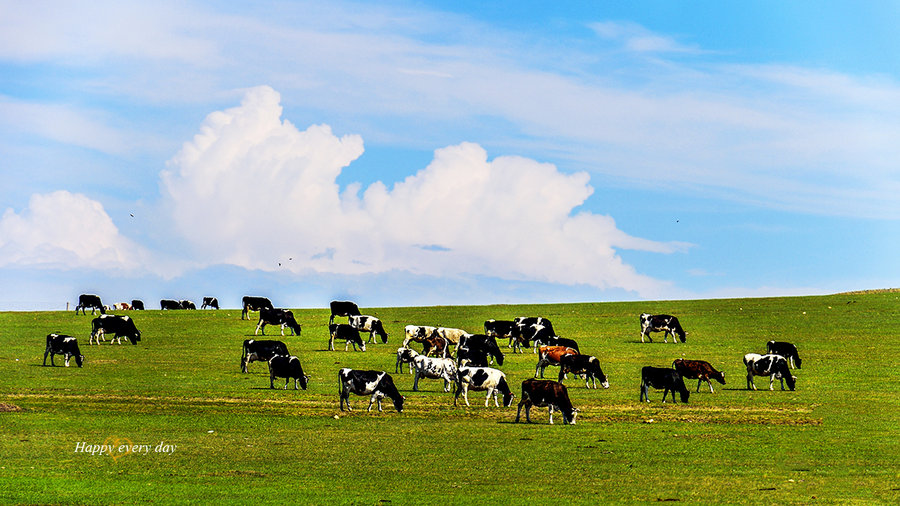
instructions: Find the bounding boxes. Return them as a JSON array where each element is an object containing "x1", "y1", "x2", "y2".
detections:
[{"x1": 1, "y1": 0, "x2": 898, "y2": 310}]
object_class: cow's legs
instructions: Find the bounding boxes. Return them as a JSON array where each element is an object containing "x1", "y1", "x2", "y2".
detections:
[
  {"x1": 548, "y1": 405, "x2": 555, "y2": 425},
  {"x1": 696, "y1": 378, "x2": 703, "y2": 393},
  {"x1": 707, "y1": 379, "x2": 715, "y2": 393},
  {"x1": 769, "y1": 375, "x2": 776, "y2": 391},
  {"x1": 747, "y1": 373, "x2": 756, "y2": 390},
  {"x1": 254, "y1": 322, "x2": 263, "y2": 335},
  {"x1": 328, "y1": 335, "x2": 335, "y2": 351},
  {"x1": 413, "y1": 373, "x2": 421, "y2": 392}
]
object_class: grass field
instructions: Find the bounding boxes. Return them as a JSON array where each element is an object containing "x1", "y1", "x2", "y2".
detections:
[{"x1": 1, "y1": 293, "x2": 898, "y2": 504}]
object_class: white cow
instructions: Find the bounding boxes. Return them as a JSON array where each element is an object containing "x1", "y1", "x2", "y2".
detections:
[
  {"x1": 412, "y1": 355, "x2": 458, "y2": 392},
  {"x1": 455, "y1": 367, "x2": 514, "y2": 407}
]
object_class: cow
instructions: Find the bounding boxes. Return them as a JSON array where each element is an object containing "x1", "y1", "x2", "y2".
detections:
[
  {"x1": 402, "y1": 325, "x2": 436, "y2": 348},
  {"x1": 766, "y1": 341, "x2": 802, "y2": 369},
  {"x1": 484, "y1": 319, "x2": 517, "y2": 348},
  {"x1": 268, "y1": 355, "x2": 309, "y2": 390},
  {"x1": 456, "y1": 334, "x2": 504, "y2": 367},
  {"x1": 535, "y1": 345, "x2": 578, "y2": 378},
  {"x1": 329, "y1": 300, "x2": 360, "y2": 325},
  {"x1": 90, "y1": 315, "x2": 141, "y2": 345},
  {"x1": 434, "y1": 327, "x2": 467, "y2": 347},
  {"x1": 411, "y1": 355, "x2": 458, "y2": 392},
  {"x1": 75, "y1": 294, "x2": 105, "y2": 315},
  {"x1": 160, "y1": 299, "x2": 182, "y2": 310},
  {"x1": 112, "y1": 302, "x2": 131, "y2": 311},
  {"x1": 395, "y1": 347, "x2": 419, "y2": 374},
  {"x1": 515, "y1": 379, "x2": 577, "y2": 425},
  {"x1": 338, "y1": 369, "x2": 404, "y2": 413},
  {"x1": 241, "y1": 339, "x2": 289, "y2": 373},
  {"x1": 639, "y1": 313, "x2": 686, "y2": 343},
  {"x1": 558, "y1": 354, "x2": 609, "y2": 389},
  {"x1": 349, "y1": 315, "x2": 388, "y2": 344},
  {"x1": 531, "y1": 332, "x2": 580, "y2": 354},
  {"x1": 673, "y1": 359, "x2": 726, "y2": 393},
  {"x1": 640, "y1": 366, "x2": 690, "y2": 403},
  {"x1": 256, "y1": 308, "x2": 302, "y2": 336},
  {"x1": 131, "y1": 299, "x2": 144, "y2": 310},
  {"x1": 405, "y1": 329, "x2": 451, "y2": 358},
  {"x1": 180, "y1": 300, "x2": 196, "y2": 310},
  {"x1": 43, "y1": 334, "x2": 84, "y2": 367},
  {"x1": 328, "y1": 324, "x2": 366, "y2": 352},
  {"x1": 455, "y1": 367, "x2": 514, "y2": 407},
  {"x1": 515, "y1": 316, "x2": 556, "y2": 338},
  {"x1": 744, "y1": 353, "x2": 797, "y2": 391},
  {"x1": 242, "y1": 296, "x2": 273, "y2": 320},
  {"x1": 201, "y1": 297, "x2": 219, "y2": 310}
]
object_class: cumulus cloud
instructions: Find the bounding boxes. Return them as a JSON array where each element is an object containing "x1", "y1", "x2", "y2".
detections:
[
  {"x1": 160, "y1": 86, "x2": 685, "y2": 297},
  {"x1": 0, "y1": 191, "x2": 149, "y2": 271}
]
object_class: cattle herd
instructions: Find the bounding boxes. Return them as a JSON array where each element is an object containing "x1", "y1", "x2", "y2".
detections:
[{"x1": 44, "y1": 294, "x2": 804, "y2": 425}]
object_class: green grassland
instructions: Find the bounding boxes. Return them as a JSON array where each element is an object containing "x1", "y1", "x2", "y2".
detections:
[{"x1": 1, "y1": 293, "x2": 898, "y2": 504}]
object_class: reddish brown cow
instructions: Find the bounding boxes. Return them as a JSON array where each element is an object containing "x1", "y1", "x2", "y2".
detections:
[
  {"x1": 673, "y1": 359, "x2": 726, "y2": 393},
  {"x1": 535, "y1": 345, "x2": 578, "y2": 378}
]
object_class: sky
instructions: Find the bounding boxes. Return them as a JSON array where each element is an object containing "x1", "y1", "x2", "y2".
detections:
[{"x1": 1, "y1": 0, "x2": 898, "y2": 310}]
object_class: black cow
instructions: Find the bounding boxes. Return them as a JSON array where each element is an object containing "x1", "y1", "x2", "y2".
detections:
[
  {"x1": 328, "y1": 324, "x2": 366, "y2": 351},
  {"x1": 338, "y1": 368, "x2": 404, "y2": 412},
  {"x1": 639, "y1": 313, "x2": 686, "y2": 343},
  {"x1": 329, "y1": 300, "x2": 361, "y2": 325},
  {"x1": 90, "y1": 315, "x2": 141, "y2": 345},
  {"x1": 456, "y1": 334, "x2": 504, "y2": 367},
  {"x1": 484, "y1": 319, "x2": 517, "y2": 347},
  {"x1": 131, "y1": 299, "x2": 145, "y2": 310},
  {"x1": 201, "y1": 297, "x2": 219, "y2": 309},
  {"x1": 160, "y1": 299, "x2": 182, "y2": 310},
  {"x1": 242, "y1": 296, "x2": 274, "y2": 320},
  {"x1": 349, "y1": 315, "x2": 388, "y2": 344},
  {"x1": 268, "y1": 355, "x2": 309, "y2": 390},
  {"x1": 766, "y1": 341, "x2": 802, "y2": 369},
  {"x1": 43, "y1": 333, "x2": 84, "y2": 367},
  {"x1": 558, "y1": 354, "x2": 609, "y2": 389},
  {"x1": 640, "y1": 366, "x2": 689, "y2": 403},
  {"x1": 180, "y1": 300, "x2": 196, "y2": 310},
  {"x1": 515, "y1": 379, "x2": 577, "y2": 425},
  {"x1": 75, "y1": 294, "x2": 105, "y2": 315},
  {"x1": 241, "y1": 339, "x2": 289, "y2": 373},
  {"x1": 744, "y1": 353, "x2": 797, "y2": 391},
  {"x1": 256, "y1": 308, "x2": 302, "y2": 336}
]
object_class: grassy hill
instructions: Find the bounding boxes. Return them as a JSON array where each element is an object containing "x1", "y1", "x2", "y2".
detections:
[{"x1": 1, "y1": 293, "x2": 898, "y2": 504}]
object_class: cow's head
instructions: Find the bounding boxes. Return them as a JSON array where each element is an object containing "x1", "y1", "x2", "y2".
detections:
[
  {"x1": 392, "y1": 395, "x2": 405, "y2": 413},
  {"x1": 712, "y1": 371, "x2": 726, "y2": 385},
  {"x1": 129, "y1": 331, "x2": 141, "y2": 345},
  {"x1": 563, "y1": 407, "x2": 578, "y2": 425},
  {"x1": 75, "y1": 354, "x2": 84, "y2": 368},
  {"x1": 679, "y1": 388, "x2": 690, "y2": 403},
  {"x1": 794, "y1": 357, "x2": 803, "y2": 369},
  {"x1": 785, "y1": 375, "x2": 797, "y2": 391},
  {"x1": 502, "y1": 391, "x2": 515, "y2": 407},
  {"x1": 299, "y1": 374, "x2": 310, "y2": 391}
]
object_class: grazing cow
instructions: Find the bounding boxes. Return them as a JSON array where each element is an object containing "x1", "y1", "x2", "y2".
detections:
[
  {"x1": 558, "y1": 354, "x2": 609, "y2": 389},
  {"x1": 640, "y1": 366, "x2": 690, "y2": 403},
  {"x1": 434, "y1": 327, "x2": 466, "y2": 347},
  {"x1": 90, "y1": 315, "x2": 141, "y2": 345},
  {"x1": 673, "y1": 359, "x2": 726, "y2": 393},
  {"x1": 338, "y1": 369, "x2": 404, "y2": 412},
  {"x1": 455, "y1": 367, "x2": 514, "y2": 407},
  {"x1": 744, "y1": 353, "x2": 797, "y2": 391},
  {"x1": 515, "y1": 316, "x2": 556, "y2": 337},
  {"x1": 75, "y1": 294, "x2": 105, "y2": 315},
  {"x1": 515, "y1": 379, "x2": 577, "y2": 425},
  {"x1": 639, "y1": 313, "x2": 686, "y2": 343},
  {"x1": 131, "y1": 299, "x2": 144, "y2": 310},
  {"x1": 767, "y1": 341, "x2": 802, "y2": 369},
  {"x1": 160, "y1": 299, "x2": 182, "y2": 310},
  {"x1": 112, "y1": 302, "x2": 131, "y2": 311},
  {"x1": 411, "y1": 355, "x2": 458, "y2": 392},
  {"x1": 531, "y1": 331, "x2": 580, "y2": 354},
  {"x1": 405, "y1": 329, "x2": 451, "y2": 358},
  {"x1": 256, "y1": 308, "x2": 302, "y2": 336},
  {"x1": 180, "y1": 300, "x2": 196, "y2": 310},
  {"x1": 484, "y1": 319, "x2": 517, "y2": 348},
  {"x1": 43, "y1": 334, "x2": 84, "y2": 367},
  {"x1": 456, "y1": 334, "x2": 504, "y2": 367},
  {"x1": 268, "y1": 355, "x2": 309, "y2": 390},
  {"x1": 242, "y1": 296, "x2": 274, "y2": 320},
  {"x1": 328, "y1": 324, "x2": 366, "y2": 352},
  {"x1": 201, "y1": 297, "x2": 219, "y2": 310},
  {"x1": 329, "y1": 300, "x2": 360, "y2": 325},
  {"x1": 349, "y1": 315, "x2": 388, "y2": 344},
  {"x1": 535, "y1": 345, "x2": 578, "y2": 378},
  {"x1": 402, "y1": 325, "x2": 436, "y2": 347},
  {"x1": 241, "y1": 339, "x2": 289, "y2": 373},
  {"x1": 395, "y1": 347, "x2": 419, "y2": 374}
]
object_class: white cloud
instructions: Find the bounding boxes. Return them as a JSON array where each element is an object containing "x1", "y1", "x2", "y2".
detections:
[
  {"x1": 160, "y1": 86, "x2": 685, "y2": 297},
  {"x1": 0, "y1": 191, "x2": 149, "y2": 271}
]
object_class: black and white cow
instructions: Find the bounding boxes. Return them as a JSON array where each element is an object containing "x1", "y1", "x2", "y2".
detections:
[
  {"x1": 402, "y1": 325, "x2": 437, "y2": 348},
  {"x1": 75, "y1": 294, "x2": 105, "y2": 315},
  {"x1": 514, "y1": 317, "x2": 556, "y2": 338},
  {"x1": 160, "y1": 299, "x2": 182, "y2": 310},
  {"x1": 43, "y1": 333, "x2": 84, "y2": 367},
  {"x1": 241, "y1": 339, "x2": 289, "y2": 373},
  {"x1": 532, "y1": 332, "x2": 580, "y2": 354},
  {"x1": 349, "y1": 315, "x2": 388, "y2": 344},
  {"x1": 456, "y1": 334, "x2": 504, "y2": 367},
  {"x1": 640, "y1": 366, "x2": 690, "y2": 403},
  {"x1": 180, "y1": 300, "x2": 196, "y2": 310},
  {"x1": 766, "y1": 341, "x2": 802, "y2": 369},
  {"x1": 256, "y1": 308, "x2": 302, "y2": 336},
  {"x1": 639, "y1": 313, "x2": 687, "y2": 343},
  {"x1": 242, "y1": 296, "x2": 273, "y2": 320},
  {"x1": 201, "y1": 297, "x2": 219, "y2": 310},
  {"x1": 455, "y1": 367, "x2": 514, "y2": 407},
  {"x1": 328, "y1": 324, "x2": 366, "y2": 351},
  {"x1": 558, "y1": 354, "x2": 609, "y2": 389},
  {"x1": 130, "y1": 299, "x2": 144, "y2": 310},
  {"x1": 484, "y1": 319, "x2": 517, "y2": 348},
  {"x1": 744, "y1": 353, "x2": 797, "y2": 391},
  {"x1": 411, "y1": 355, "x2": 458, "y2": 392},
  {"x1": 395, "y1": 347, "x2": 419, "y2": 374},
  {"x1": 268, "y1": 355, "x2": 309, "y2": 390},
  {"x1": 338, "y1": 369, "x2": 404, "y2": 412},
  {"x1": 90, "y1": 315, "x2": 141, "y2": 345},
  {"x1": 515, "y1": 379, "x2": 577, "y2": 425},
  {"x1": 329, "y1": 300, "x2": 360, "y2": 325}
]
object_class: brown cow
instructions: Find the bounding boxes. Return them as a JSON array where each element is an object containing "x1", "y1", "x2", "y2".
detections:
[
  {"x1": 534, "y1": 345, "x2": 578, "y2": 378},
  {"x1": 673, "y1": 359, "x2": 726, "y2": 393},
  {"x1": 515, "y1": 379, "x2": 577, "y2": 425}
]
